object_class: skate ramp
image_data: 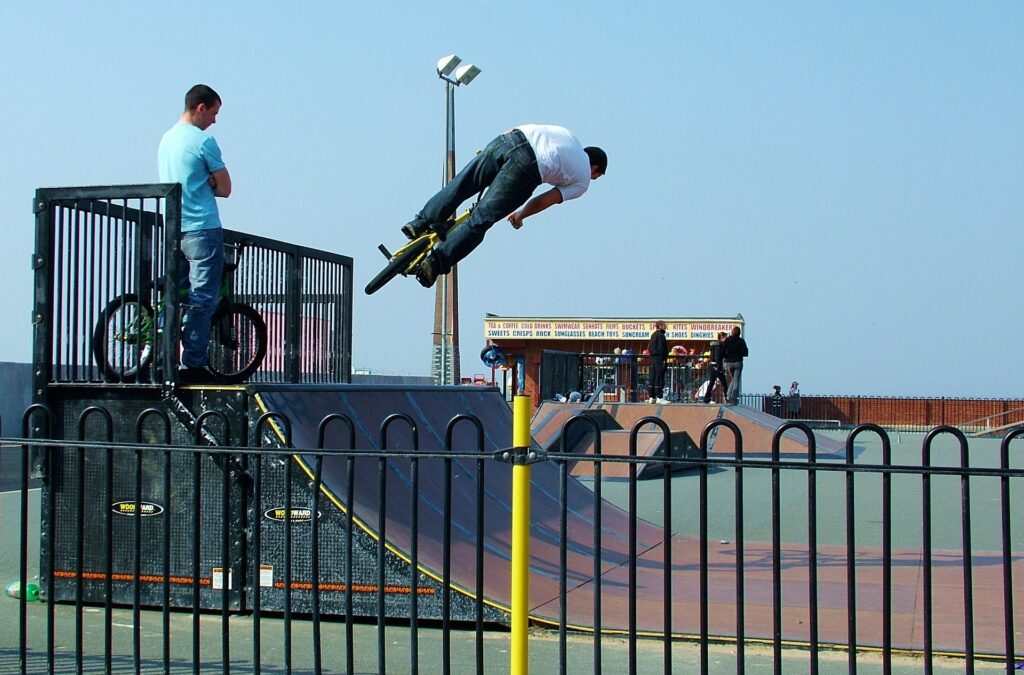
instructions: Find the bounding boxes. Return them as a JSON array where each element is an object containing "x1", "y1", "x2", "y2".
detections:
[
  {"x1": 534, "y1": 402, "x2": 701, "y2": 478},
  {"x1": 252, "y1": 385, "x2": 667, "y2": 624},
  {"x1": 251, "y1": 386, "x2": 1007, "y2": 653},
  {"x1": 596, "y1": 402, "x2": 845, "y2": 458}
]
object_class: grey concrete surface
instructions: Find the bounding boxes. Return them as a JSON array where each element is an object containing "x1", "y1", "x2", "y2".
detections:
[{"x1": 1, "y1": 479, "x2": 1004, "y2": 672}]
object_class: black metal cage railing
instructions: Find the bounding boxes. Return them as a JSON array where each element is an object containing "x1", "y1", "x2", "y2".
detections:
[
  {"x1": 32, "y1": 185, "x2": 353, "y2": 393},
  {"x1": 539, "y1": 350, "x2": 582, "y2": 401},
  {"x1": 544, "y1": 352, "x2": 706, "y2": 403},
  {"x1": 220, "y1": 229, "x2": 353, "y2": 384}
]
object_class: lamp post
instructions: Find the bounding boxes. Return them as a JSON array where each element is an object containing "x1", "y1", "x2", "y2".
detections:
[{"x1": 432, "y1": 54, "x2": 481, "y2": 386}]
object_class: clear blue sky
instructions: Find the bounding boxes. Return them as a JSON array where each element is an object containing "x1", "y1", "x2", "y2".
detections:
[{"x1": 2, "y1": 2, "x2": 1021, "y2": 397}]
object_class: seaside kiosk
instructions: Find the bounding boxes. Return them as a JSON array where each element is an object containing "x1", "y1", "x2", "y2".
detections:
[{"x1": 482, "y1": 314, "x2": 745, "y2": 410}]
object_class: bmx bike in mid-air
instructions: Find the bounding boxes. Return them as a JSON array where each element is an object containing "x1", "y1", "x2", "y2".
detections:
[
  {"x1": 92, "y1": 242, "x2": 268, "y2": 384},
  {"x1": 364, "y1": 207, "x2": 474, "y2": 295}
]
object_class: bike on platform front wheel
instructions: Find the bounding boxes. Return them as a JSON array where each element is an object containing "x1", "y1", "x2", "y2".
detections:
[{"x1": 364, "y1": 238, "x2": 431, "y2": 295}]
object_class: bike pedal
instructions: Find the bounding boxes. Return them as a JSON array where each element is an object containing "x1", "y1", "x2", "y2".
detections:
[{"x1": 378, "y1": 244, "x2": 391, "y2": 259}]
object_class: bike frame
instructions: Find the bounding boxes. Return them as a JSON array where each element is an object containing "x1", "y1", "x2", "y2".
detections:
[
  {"x1": 390, "y1": 207, "x2": 474, "y2": 275},
  {"x1": 106, "y1": 244, "x2": 241, "y2": 358},
  {"x1": 153, "y1": 243, "x2": 242, "y2": 337}
]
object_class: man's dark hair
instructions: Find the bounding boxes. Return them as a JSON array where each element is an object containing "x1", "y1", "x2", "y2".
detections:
[
  {"x1": 584, "y1": 146, "x2": 607, "y2": 174},
  {"x1": 184, "y1": 84, "x2": 221, "y2": 112}
]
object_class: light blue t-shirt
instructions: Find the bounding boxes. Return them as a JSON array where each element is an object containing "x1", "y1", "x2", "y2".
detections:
[{"x1": 157, "y1": 122, "x2": 226, "y2": 232}]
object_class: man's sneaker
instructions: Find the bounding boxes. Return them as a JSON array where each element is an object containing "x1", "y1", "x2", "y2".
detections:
[
  {"x1": 429, "y1": 220, "x2": 449, "y2": 242},
  {"x1": 401, "y1": 220, "x2": 427, "y2": 241},
  {"x1": 656, "y1": 398, "x2": 671, "y2": 404},
  {"x1": 415, "y1": 253, "x2": 440, "y2": 288},
  {"x1": 402, "y1": 220, "x2": 449, "y2": 242},
  {"x1": 177, "y1": 365, "x2": 223, "y2": 386}
]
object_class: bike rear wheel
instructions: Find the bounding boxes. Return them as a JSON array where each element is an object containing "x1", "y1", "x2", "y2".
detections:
[
  {"x1": 207, "y1": 302, "x2": 268, "y2": 384},
  {"x1": 91, "y1": 293, "x2": 156, "y2": 383},
  {"x1": 364, "y1": 238, "x2": 431, "y2": 295}
]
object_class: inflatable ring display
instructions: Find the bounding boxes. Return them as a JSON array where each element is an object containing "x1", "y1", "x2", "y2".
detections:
[{"x1": 480, "y1": 345, "x2": 508, "y2": 368}]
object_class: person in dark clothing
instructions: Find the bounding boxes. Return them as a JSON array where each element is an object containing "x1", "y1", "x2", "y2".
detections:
[
  {"x1": 702, "y1": 332, "x2": 728, "y2": 404},
  {"x1": 722, "y1": 326, "x2": 749, "y2": 404},
  {"x1": 646, "y1": 320, "x2": 668, "y2": 403},
  {"x1": 769, "y1": 385, "x2": 784, "y2": 416}
]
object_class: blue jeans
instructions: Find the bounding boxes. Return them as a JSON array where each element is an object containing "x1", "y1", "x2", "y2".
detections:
[
  {"x1": 179, "y1": 228, "x2": 224, "y2": 368},
  {"x1": 414, "y1": 129, "x2": 542, "y2": 273},
  {"x1": 725, "y1": 361, "x2": 743, "y2": 404}
]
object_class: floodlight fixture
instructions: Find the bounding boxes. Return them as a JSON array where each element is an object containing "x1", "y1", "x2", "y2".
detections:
[
  {"x1": 454, "y1": 63, "x2": 481, "y2": 86},
  {"x1": 437, "y1": 54, "x2": 462, "y2": 77}
]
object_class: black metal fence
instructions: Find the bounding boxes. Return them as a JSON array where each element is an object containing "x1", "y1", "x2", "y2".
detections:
[
  {"x1": 572, "y1": 352, "x2": 704, "y2": 403},
  {"x1": 539, "y1": 350, "x2": 582, "y2": 401},
  {"x1": 6, "y1": 402, "x2": 1024, "y2": 672},
  {"x1": 32, "y1": 185, "x2": 353, "y2": 392}
]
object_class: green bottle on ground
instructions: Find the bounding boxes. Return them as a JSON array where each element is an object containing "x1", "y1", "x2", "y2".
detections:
[{"x1": 5, "y1": 581, "x2": 40, "y2": 602}]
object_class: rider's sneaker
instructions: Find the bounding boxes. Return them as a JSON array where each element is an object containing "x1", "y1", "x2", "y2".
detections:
[
  {"x1": 429, "y1": 221, "x2": 449, "y2": 242},
  {"x1": 402, "y1": 219, "x2": 450, "y2": 242},
  {"x1": 401, "y1": 220, "x2": 427, "y2": 241},
  {"x1": 415, "y1": 253, "x2": 440, "y2": 288}
]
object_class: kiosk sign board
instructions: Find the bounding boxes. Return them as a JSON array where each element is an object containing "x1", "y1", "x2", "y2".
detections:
[{"x1": 484, "y1": 317, "x2": 743, "y2": 342}]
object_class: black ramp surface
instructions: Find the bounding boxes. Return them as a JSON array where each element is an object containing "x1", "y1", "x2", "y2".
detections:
[{"x1": 252, "y1": 384, "x2": 666, "y2": 627}]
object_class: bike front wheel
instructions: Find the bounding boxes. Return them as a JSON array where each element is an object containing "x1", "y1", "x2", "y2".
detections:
[
  {"x1": 207, "y1": 302, "x2": 268, "y2": 384},
  {"x1": 92, "y1": 293, "x2": 156, "y2": 383},
  {"x1": 364, "y1": 238, "x2": 431, "y2": 295}
]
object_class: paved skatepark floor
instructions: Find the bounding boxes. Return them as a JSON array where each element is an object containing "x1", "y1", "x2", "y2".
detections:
[{"x1": 1, "y1": 469, "x2": 1013, "y2": 672}]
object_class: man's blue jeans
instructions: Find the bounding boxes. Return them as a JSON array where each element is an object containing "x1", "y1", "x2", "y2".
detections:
[
  {"x1": 725, "y1": 362, "x2": 743, "y2": 404},
  {"x1": 414, "y1": 129, "x2": 542, "y2": 273},
  {"x1": 179, "y1": 228, "x2": 224, "y2": 368}
]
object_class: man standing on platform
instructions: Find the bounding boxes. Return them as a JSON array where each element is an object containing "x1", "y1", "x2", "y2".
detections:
[
  {"x1": 158, "y1": 84, "x2": 232, "y2": 384},
  {"x1": 646, "y1": 320, "x2": 668, "y2": 403},
  {"x1": 722, "y1": 326, "x2": 749, "y2": 405}
]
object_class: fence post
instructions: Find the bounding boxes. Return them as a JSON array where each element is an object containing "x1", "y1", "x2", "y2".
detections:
[
  {"x1": 32, "y1": 190, "x2": 54, "y2": 402},
  {"x1": 511, "y1": 395, "x2": 532, "y2": 674}
]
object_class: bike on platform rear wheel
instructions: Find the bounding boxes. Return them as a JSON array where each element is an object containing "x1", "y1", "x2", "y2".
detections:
[{"x1": 91, "y1": 293, "x2": 156, "y2": 383}]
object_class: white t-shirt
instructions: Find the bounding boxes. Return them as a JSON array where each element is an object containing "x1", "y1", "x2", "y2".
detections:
[{"x1": 517, "y1": 124, "x2": 591, "y2": 202}]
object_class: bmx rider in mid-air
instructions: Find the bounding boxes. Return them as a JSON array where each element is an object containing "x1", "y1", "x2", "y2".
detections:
[{"x1": 402, "y1": 124, "x2": 607, "y2": 288}]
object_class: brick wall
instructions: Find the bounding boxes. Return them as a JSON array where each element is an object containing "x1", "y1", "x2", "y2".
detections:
[{"x1": 793, "y1": 396, "x2": 1024, "y2": 429}]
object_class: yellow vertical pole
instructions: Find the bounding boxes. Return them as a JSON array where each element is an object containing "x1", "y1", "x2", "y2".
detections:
[{"x1": 510, "y1": 394, "x2": 532, "y2": 674}]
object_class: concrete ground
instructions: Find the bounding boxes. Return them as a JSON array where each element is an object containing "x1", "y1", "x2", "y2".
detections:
[
  {"x1": 592, "y1": 429, "x2": 1023, "y2": 551},
  {"x1": 1, "y1": 430, "x2": 1014, "y2": 672}
]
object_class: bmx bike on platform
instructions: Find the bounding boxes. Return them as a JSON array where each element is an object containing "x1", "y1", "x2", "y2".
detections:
[{"x1": 91, "y1": 242, "x2": 268, "y2": 384}]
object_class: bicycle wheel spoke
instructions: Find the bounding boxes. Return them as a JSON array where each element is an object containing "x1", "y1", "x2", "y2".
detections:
[
  {"x1": 92, "y1": 294, "x2": 154, "y2": 383},
  {"x1": 207, "y1": 303, "x2": 267, "y2": 383}
]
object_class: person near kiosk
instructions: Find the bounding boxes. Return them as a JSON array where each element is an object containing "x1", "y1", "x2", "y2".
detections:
[{"x1": 646, "y1": 320, "x2": 668, "y2": 403}]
